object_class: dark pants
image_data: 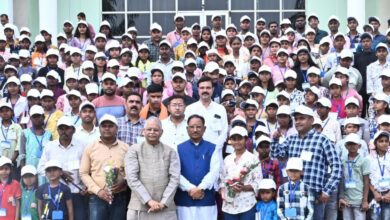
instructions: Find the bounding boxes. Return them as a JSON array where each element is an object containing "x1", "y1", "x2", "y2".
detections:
[
  {"x1": 89, "y1": 191, "x2": 127, "y2": 220},
  {"x1": 72, "y1": 193, "x2": 87, "y2": 220},
  {"x1": 224, "y1": 205, "x2": 256, "y2": 220}
]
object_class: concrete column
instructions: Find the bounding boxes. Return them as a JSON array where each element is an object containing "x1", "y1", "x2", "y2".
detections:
[
  {"x1": 39, "y1": 0, "x2": 57, "y2": 44},
  {"x1": 347, "y1": 0, "x2": 365, "y2": 32}
]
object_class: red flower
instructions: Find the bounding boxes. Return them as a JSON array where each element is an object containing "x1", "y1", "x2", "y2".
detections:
[
  {"x1": 240, "y1": 168, "x2": 248, "y2": 175},
  {"x1": 233, "y1": 177, "x2": 242, "y2": 182},
  {"x1": 227, "y1": 179, "x2": 234, "y2": 185}
]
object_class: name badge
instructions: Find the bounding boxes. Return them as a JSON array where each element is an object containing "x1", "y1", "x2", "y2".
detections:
[
  {"x1": 282, "y1": 168, "x2": 288, "y2": 177},
  {"x1": 35, "y1": 150, "x2": 42, "y2": 158},
  {"x1": 21, "y1": 213, "x2": 32, "y2": 220},
  {"x1": 0, "y1": 208, "x2": 6, "y2": 217},
  {"x1": 20, "y1": 116, "x2": 30, "y2": 124},
  {"x1": 300, "y1": 150, "x2": 313, "y2": 162},
  {"x1": 52, "y1": 210, "x2": 63, "y2": 220},
  {"x1": 285, "y1": 208, "x2": 297, "y2": 218},
  {"x1": 379, "y1": 178, "x2": 390, "y2": 188},
  {"x1": 173, "y1": 41, "x2": 180, "y2": 47},
  {"x1": 225, "y1": 145, "x2": 234, "y2": 154},
  {"x1": 302, "y1": 82, "x2": 310, "y2": 90},
  {"x1": 7, "y1": 131, "x2": 16, "y2": 140},
  {"x1": 0, "y1": 141, "x2": 11, "y2": 149},
  {"x1": 345, "y1": 179, "x2": 357, "y2": 189}
]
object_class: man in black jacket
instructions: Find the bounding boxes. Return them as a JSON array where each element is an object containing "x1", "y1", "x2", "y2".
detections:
[{"x1": 37, "y1": 48, "x2": 65, "y2": 88}]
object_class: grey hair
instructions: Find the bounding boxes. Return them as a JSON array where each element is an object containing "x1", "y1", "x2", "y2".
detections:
[{"x1": 144, "y1": 116, "x2": 162, "y2": 130}]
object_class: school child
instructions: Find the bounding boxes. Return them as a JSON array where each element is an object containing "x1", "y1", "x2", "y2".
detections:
[
  {"x1": 304, "y1": 86, "x2": 320, "y2": 110},
  {"x1": 64, "y1": 90, "x2": 82, "y2": 127},
  {"x1": 329, "y1": 77, "x2": 347, "y2": 119},
  {"x1": 334, "y1": 67, "x2": 363, "y2": 115},
  {"x1": 134, "y1": 44, "x2": 152, "y2": 88},
  {"x1": 315, "y1": 97, "x2": 342, "y2": 144},
  {"x1": 0, "y1": 156, "x2": 21, "y2": 220},
  {"x1": 1, "y1": 76, "x2": 28, "y2": 122},
  {"x1": 18, "y1": 49, "x2": 37, "y2": 78},
  {"x1": 40, "y1": 89, "x2": 64, "y2": 140},
  {"x1": 306, "y1": 66, "x2": 329, "y2": 98},
  {"x1": 255, "y1": 179, "x2": 277, "y2": 220},
  {"x1": 338, "y1": 118, "x2": 369, "y2": 158},
  {"x1": 271, "y1": 48, "x2": 290, "y2": 83},
  {"x1": 20, "y1": 165, "x2": 39, "y2": 220},
  {"x1": 260, "y1": 100, "x2": 279, "y2": 135},
  {"x1": 341, "y1": 97, "x2": 370, "y2": 145},
  {"x1": 283, "y1": 70, "x2": 304, "y2": 112}
]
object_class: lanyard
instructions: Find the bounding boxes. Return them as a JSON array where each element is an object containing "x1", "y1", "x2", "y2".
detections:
[
  {"x1": 278, "y1": 160, "x2": 286, "y2": 176},
  {"x1": 74, "y1": 116, "x2": 80, "y2": 125},
  {"x1": 73, "y1": 67, "x2": 80, "y2": 76},
  {"x1": 262, "y1": 159, "x2": 272, "y2": 178},
  {"x1": 0, "y1": 183, "x2": 6, "y2": 208},
  {"x1": 1, "y1": 124, "x2": 10, "y2": 141},
  {"x1": 261, "y1": 203, "x2": 270, "y2": 220},
  {"x1": 11, "y1": 96, "x2": 20, "y2": 110},
  {"x1": 47, "y1": 66, "x2": 59, "y2": 72},
  {"x1": 330, "y1": 98, "x2": 342, "y2": 118},
  {"x1": 44, "y1": 109, "x2": 54, "y2": 130},
  {"x1": 48, "y1": 183, "x2": 61, "y2": 210},
  {"x1": 300, "y1": 66, "x2": 307, "y2": 82},
  {"x1": 288, "y1": 180, "x2": 300, "y2": 203},
  {"x1": 266, "y1": 120, "x2": 277, "y2": 133},
  {"x1": 262, "y1": 47, "x2": 269, "y2": 60},
  {"x1": 377, "y1": 154, "x2": 386, "y2": 178},
  {"x1": 32, "y1": 127, "x2": 45, "y2": 151},
  {"x1": 347, "y1": 158, "x2": 355, "y2": 180},
  {"x1": 174, "y1": 32, "x2": 182, "y2": 42},
  {"x1": 23, "y1": 187, "x2": 34, "y2": 214},
  {"x1": 322, "y1": 118, "x2": 330, "y2": 129},
  {"x1": 278, "y1": 65, "x2": 287, "y2": 81},
  {"x1": 278, "y1": 127, "x2": 289, "y2": 138}
]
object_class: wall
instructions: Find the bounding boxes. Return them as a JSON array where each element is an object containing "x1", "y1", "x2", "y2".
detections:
[{"x1": 306, "y1": 0, "x2": 348, "y2": 33}]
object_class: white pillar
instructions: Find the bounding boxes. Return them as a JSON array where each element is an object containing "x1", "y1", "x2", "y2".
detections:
[
  {"x1": 7, "y1": 0, "x2": 13, "y2": 24},
  {"x1": 39, "y1": 0, "x2": 57, "y2": 44},
  {"x1": 347, "y1": 0, "x2": 365, "y2": 33}
]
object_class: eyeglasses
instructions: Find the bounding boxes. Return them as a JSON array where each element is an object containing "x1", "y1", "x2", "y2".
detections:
[{"x1": 170, "y1": 104, "x2": 185, "y2": 108}]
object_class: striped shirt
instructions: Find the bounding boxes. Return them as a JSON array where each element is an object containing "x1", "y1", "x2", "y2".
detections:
[{"x1": 117, "y1": 116, "x2": 145, "y2": 147}]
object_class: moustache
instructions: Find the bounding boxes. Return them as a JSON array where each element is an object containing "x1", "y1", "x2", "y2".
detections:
[
  {"x1": 147, "y1": 134, "x2": 157, "y2": 137},
  {"x1": 201, "y1": 92, "x2": 209, "y2": 96},
  {"x1": 131, "y1": 106, "x2": 138, "y2": 110}
]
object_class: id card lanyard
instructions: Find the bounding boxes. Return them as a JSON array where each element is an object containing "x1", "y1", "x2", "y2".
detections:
[{"x1": 48, "y1": 183, "x2": 61, "y2": 210}]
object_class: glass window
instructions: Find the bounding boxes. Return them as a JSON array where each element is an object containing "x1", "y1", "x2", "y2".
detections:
[
  {"x1": 183, "y1": 16, "x2": 201, "y2": 28},
  {"x1": 231, "y1": 0, "x2": 254, "y2": 10},
  {"x1": 231, "y1": 13, "x2": 254, "y2": 32},
  {"x1": 127, "y1": 14, "x2": 150, "y2": 37},
  {"x1": 102, "y1": 14, "x2": 125, "y2": 36},
  {"x1": 283, "y1": 12, "x2": 306, "y2": 28},
  {"x1": 257, "y1": 0, "x2": 279, "y2": 10},
  {"x1": 153, "y1": 0, "x2": 175, "y2": 11},
  {"x1": 153, "y1": 13, "x2": 175, "y2": 34},
  {"x1": 127, "y1": 0, "x2": 149, "y2": 11},
  {"x1": 206, "y1": 15, "x2": 226, "y2": 30},
  {"x1": 102, "y1": 0, "x2": 125, "y2": 11},
  {"x1": 205, "y1": 0, "x2": 228, "y2": 10},
  {"x1": 256, "y1": 12, "x2": 280, "y2": 26},
  {"x1": 283, "y1": 0, "x2": 305, "y2": 9},
  {"x1": 178, "y1": 0, "x2": 202, "y2": 10}
]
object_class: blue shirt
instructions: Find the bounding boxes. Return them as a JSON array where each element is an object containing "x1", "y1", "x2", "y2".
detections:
[{"x1": 256, "y1": 200, "x2": 277, "y2": 220}]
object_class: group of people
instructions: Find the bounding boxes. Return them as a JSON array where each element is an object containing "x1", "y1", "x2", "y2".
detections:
[{"x1": 0, "y1": 10, "x2": 389, "y2": 220}]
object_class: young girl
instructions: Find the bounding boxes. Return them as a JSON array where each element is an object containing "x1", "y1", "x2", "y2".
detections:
[
  {"x1": 20, "y1": 165, "x2": 39, "y2": 220},
  {"x1": 20, "y1": 105, "x2": 52, "y2": 184},
  {"x1": 368, "y1": 93, "x2": 390, "y2": 138},
  {"x1": 307, "y1": 66, "x2": 329, "y2": 98},
  {"x1": 219, "y1": 126, "x2": 261, "y2": 219},
  {"x1": 71, "y1": 21, "x2": 93, "y2": 60},
  {"x1": 329, "y1": 77, "x2": 347, "y2": 120},
  {"x1": 292, "y1": 47, "x2": 318, "y2": 91},
  {"x1": 56, "y1": 73, "x2": 86, "y2": 114},
  {"x1": 368, "y1": 131, "x2": 390, "y2": 220},
  {"x1": 78, "y1": 74, "x2": 90, "y2": 98},
  {"x1": 200, "y1": 26, "x2": 213, "y2": 49},
  {"x1": 259, "y1": 30, "x2": 271, "y2": 60},
  {"x1": 142, "y1": 68, "x2": 169, "y2": 105},
  {"x1": 65, "y1": 48, "x2": 82, "y2": 78},
  {"x1": 283, "y1": 70, "x2": 304, "y2": 112},
  {"x1": 335, "y1": 67, "x2": 363, "y2": 115},
  {"x1": 258, "y1": 66, "x2": 278, "y2": 104},
  {"x1": 119, "y1": 48, "x2": 133, "y2": 77},
  {"x1": 99, "y1": 21, "x2": 114, "y2": 44},
  {"x1": 316, "y1": 39, "x2": 330, "y2": 74},
  {"x1": 262, "y1": 39, "x2": 281, "y2": 67},
  {"x1": 225, "y1": 37, "x2": 248, "y2": 79},
  {"x1": 243, "y1": 33, "x2": 256, "y2": 50},
  {"x1": 271, "y1": 48, "x2": 290, "y2": 83},
  {"x1": 93, "y1": 52, "x2": 107, "y2": 84},
  {"x1": 0, "y1": 156, "x2": 21, "y2": 220},
  {"x1": 134, "y1": 45, "x2": 152, "y2": 88},
  {"x1": 40, "y1": 89, "x2": 64, "y2": 140},
  {"x1": 106, "y1": 40, "x2": 121, "y2": 61},
  {"x1": 121, "y1": 33, "x2": 138, "y2": 63},
  {"x1": 31, "y1": 36, "x2": 47, "y2": 69},
  {"x1": 304, "y1": 86, "x2": 320, "y2": 110},
  {"x1": 80, "y1": 61, "x2": 95, "y2": 83},
  {"x1": 260, "y1": 100, "x2": 279, "y2": 135},
  {"x1": 64, "y1": 90, "x2": 82, "y2": 127},
  {"x1": 285, "y1": 28, "x2": 297, "y2": 51},
  {"x1": 1, "y1": 76, "x2": 28, "y2": 122}
]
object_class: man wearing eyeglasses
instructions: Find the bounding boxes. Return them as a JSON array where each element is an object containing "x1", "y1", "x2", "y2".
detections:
[{"x1": 161, "y1": 95, "x2": 189, "y2": 150}]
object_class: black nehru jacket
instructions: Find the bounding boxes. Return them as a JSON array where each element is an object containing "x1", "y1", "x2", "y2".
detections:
[{"x1": 37, "y1": 66, "x2": 65, "y2": 88}]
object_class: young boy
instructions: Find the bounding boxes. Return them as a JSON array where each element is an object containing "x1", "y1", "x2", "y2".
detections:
[
  {"x1": 284, "y1": 70, "x2": 304, "y2": 112},
  {"x1": 338, "y1": 133, "x2": 370, "y2": 220},
  {"x1": 315, "y1": 97, "x2": 342, "y2": 144},
  {"x1": 18, "y1": 49, "x2": 37, "y2": 77},
  {"x1": 119, "y1": 77, "x2": 135, "y2": 99},
  {"x1": 312, "y1": 117, "x2": 323, "y2": 133},
  {"x1": 338, "y1": 117, "x2": 369, "y2": 158},
  {"x1": 255, "y1": 135, "x2": 281, "y2": 189},
  {"x1": 277, "y1": 157, "x2": 314, "y2": 219},
  {"x1": 316, "y1": 38, "x2": 330, "y2": 74},
  {"x1": 65, "y1": 90, "x2": 82, "y2": 127},
  {"x1": 249, "y1": 86, "x2": 266, "y2": 119},
  {"x1": 256, "y1": 179, "x2": 277, "y2": 220},
  {"x1": 242, "y1": 99, "x2": 259, "y2": 136},
  {"x1": 85, "y1": 83, "x2": 99, "y2": 102},
  {"x1": 37, "y1": 160, "x2": 73, "y2": 220},
  {"x1": 40, "y1": 89, "x2": 64, "y2": 140},
  {"x1": 341, "y1": 97, "x2": 370, "y2": 145},
  {"x1": 367, "y1": 43, "x2": 389, "y2": 98},
  {"x1": 304, "y1": 86, "x2": 320, "y2": 110},
  {"x1": 260, "y1": 100, "x2": 279, "y2": 134}
]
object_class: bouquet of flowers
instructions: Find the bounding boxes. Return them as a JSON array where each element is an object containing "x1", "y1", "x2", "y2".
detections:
[
  {"x1": 104, "y1": 161, "x2": 120, "y2": 204},
  {"x1": 226, "y1": 161, "x2": 260, "y2": 199}
]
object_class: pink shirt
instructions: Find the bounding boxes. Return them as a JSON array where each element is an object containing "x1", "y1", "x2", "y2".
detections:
[
  {"x1": 56, "y1": 94, "x2": 88, "y2": 114},
  {"x1": 271, "y1": 65, "x2": 290, "y2": 83},
  {"x1": 166, "y1": 30, "x2": 184, "y2": 49}
]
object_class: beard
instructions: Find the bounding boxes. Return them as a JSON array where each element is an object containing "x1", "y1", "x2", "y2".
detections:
[{"x1": 103, "y1": 88, "x2": 115, "y2": 96}]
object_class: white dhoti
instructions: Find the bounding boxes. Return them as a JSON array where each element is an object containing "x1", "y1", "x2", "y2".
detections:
[
  {"x1": 127, "y1": 209, "x2": 177, "y2": 220},
  {"x1": 176, "y1": 205, "x2": 218, "y2": 220}
]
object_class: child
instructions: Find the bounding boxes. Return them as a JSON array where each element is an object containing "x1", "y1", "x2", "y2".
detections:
[
  {"x1": 329, "y1": 77, "x2": 347, "y2": 119},
  {"x1": 334, "y1": 67, "x2": 363, "y2": 115},
  {"x1": 249, "y1": 86, "x2": 266, "y2": 119},
  {"x1": 37, "y1": 160, "x2": 73, "y2": 220},
  {"x1": 276, "y1": 91, "x2": 290, "y2": 106},
  {"x1": 0, "y1": 35, "x2": 11, "y2": 62},
  {"x1": 369, "y1": 115, "x2": 390, "y2": 155},
  {"x1": 258, "y1": 66, "x2": 278, "y2": 103},
  {"x1": 368, "y1": 93, "x2": 390, "y2": 138},
  {"x1": 20, "y1": 74, "x2": 33, "y2": 97},
  {"x1": 342, "y1": 97, "x2": 370, "y2": 145},
  {"x1": 1, "y1": 76, "x2": 28, "y2": 122},
  {"x1": 237, "y1": 80, "x2": 251, "y2": 100},
  {"x1": 338, "y1": 134, "x2": 370, "y2": 220},
  {"x1": 106, "y1": 40, "x2": 121, "y2": 61},
  {"x1": 20, "y1": 105, "x2": 52, "y2": 184},
  {"x1": 20, "y1": 165, "x2": 39, "y2": 220},
  {"x1": 40, "y1": 89, "x2": 64, "y2": 140},
  {"x1": 338, "y1": 118, "x2": 369, "y2": 158},
  {"x1": 242, "y1": 99, "x2": 259, "y2": 136},
  {"x1": 118, "y1": 77, "x2": 134, "y2": 99},
  {"x1": 31, "y1": 36, "x2": 47, "y2": 70},
  {"x1": 119, "y1": 48, "x2": 133, "y2": 76},
  {"x1": 283, "y1": 70, "x2": 304, "y2": 112},
  {"x1": 0, "y1": 156, "x2": 21, "y2": 220},
  {"x1": 307, "y1": 66, "x2": 329, "y2": 98},
  {"x1": 315, "y1": 97, "x2": 342, "y2": 144},
  {"x1": 85, "y1": 83, "x2": 99, "y2": 102},
  {"x1": 260, "y1": 100, "x2": 279, "y2": 134},
  {"x1": 271, "y1": 48, "x2": 290, "y2": 83},
  {"x1": 277, "y1": 157, "x2": 314, "y2": 219},
  {"x1": 262, "y1": 39, "x2": 281, "y2": 68},
  {"x1": 18, "y1": 49, "x2": 37, "y2": 78},
  {"x1": 78, "y1": 74, "x2": 90, "y2": 98},
  {"x1": 304, "y1": 86, "x2": 320, "y2": 110},
  {"x1": 223, "y1": 76, "x2": 237, "y2": 92},
  {"x1": 256, "y1": 179, "x2": 277, "y2": 220},
  {"x1": 55, "y1": 73, "x2": 83, "y2": 114},
  {"x1": 273, "y1": 105, "x2": 297, "y2": 144},
  {"x1": 367, "y1": 131, "x2": 390, "y2": 219},
  {"x1": 175, "y1": 27, "x2": 192, "y2": 60},
  {"x1": 64, "y1": 90, "x2": 82, "y2": 127},
  {"x1": 255, "y1": 135, "x2": 281, "y2": 189},
  {"x1": 312, "y1": 117, "x2": 323, "y2": 133},
  {"x1": 65, "y1": 48, "x2": 82, "y2": 78},
  {"x1": 134, "y1": 44, "x2": 152, "y2": 88},
  {"x1": 316, "y1": 38, "x2": 330, "y2": 74}
]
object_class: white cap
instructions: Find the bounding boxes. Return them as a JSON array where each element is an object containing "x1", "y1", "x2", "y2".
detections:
[
  {"x1": 65, "y1": 73, "x2": 78, "y2": 82},
  {"x1": 21, "y1": 165, "x2": 37, "y2": 176},
  {"x1": 102, "y1": 72, "x2": 117, "y2": 82},
  {"x1": 276, "y1": 48, "x2": 289, "y2": 56},
  {"x1": 319, "y1": 38, "x2": 331, "y2": 46},
  {"x1": 277, "y1": 105, "x2": 291, "y2": 116},
  {"x1": 0, "y1": 35, "x2": 6, "y2": 42},
  {"x1": 307, "y1": 66, "x2": 321, "y2": 76},
  {"x1": 198, "y1": 41, "x2": 210, "y2": 49},
  {"x1": 19, "y1": 35, "x2": 30, "y2": 42},
  {"x1": 20, "y1": 74, "x2": 33, "y2": 83},
  {"x1": 120, "y1": 48, "x2": 132, "y2": 56},
  {"x1": 86, "y1": 45, "x2": 97, "y2": 53},
  {"x1": 119, "y1": 77, "x2": 134, "y2": 88},
  {"x1": 242, "y1": 99, "x2": 259, "y2": 109},
  {"x1": 150, "y1": 23, "x2": 162, "y2": 32},
  {"x1": 343, "y1": 117, "x2": 361, "y2": 127},
  {"x1": 250, "y1": 56, "x2": 262, "y2": 64},
  {"x1": 340, "y1": 49, "x2": 353, "y2": 59},
  {"x1": 138, "y1": 44, "x2": 150, "y2": 52},
  {"x1": 78, "y1": 20, "x2": 88, "y2": 27},
  {"x1": 27, "y1": 89, "x2": 40, "y2": 98},
  {"x1": 63, "y1": 20, "x2": 73, "y2": 26},
  {"x1": 305, "y1": 27, "x2": 316, "y2": 36},
  {"x1": 369, "y1": 16, "x2": 381, "y2": 24},
  {"x1": 184, "y1": 58, "x2": 196, "y2": 66},
  {"x1": 345, "y1": 97, "x2": 360, "y2": 107},
  {"x1": 105, "y1": 40, "x2": 121, "y2": 51},
  {"x1": 181, "y1": 27, "x2": 191, "y2": 34},
  {"x1": 274, "y1": 79, "x2": 284, "y2": 87},
  {"x1": 255, "y1": 135, "x2": 271, "y2": 147},
  {"x1": 333, "y1": 32, "x2": 345, "y2": 40},
  {"x1": 335, "y1": 67, "x2": 349, "y2": 77},
  {"x1": 0, "y1": 157, "x2": 12, "y2": 167},
  {"x1": 79, "y1": 101, "x2": 95, "y2": 112},
  {"x1": 66, "y1": 90, "x2": 82, "y2": 99},
  {"x1": 9, "y1": 53, "x2": 19, "y2": 60},
  {"x1": 159, "y1": 40, "x2": 171, "y2": 48},
  {"x1": 172, "y1": 72, "x2": 187, "y2": 81},
  {"x1": 187, "y1": 38, "x2": 197, "y2": 46},
  {"x1": 204, "y1": 62, "x2": 219, "y2": 73},
  {"x1": 5, "y1": 76, "x2": 20, "y2": 86},
  {"x1": 211, "y1": 15, "x2": 222, "y2": 21},
  {"x1": 240, "y1": 15, "x2": 251, "y2": 23},
  {"x1": 305, "y1": 86, "x2": 320, "y2": 98},
  {"x1": 57, "y1": 116, "x2": 75, "y2": 128},
  {"x1": 286, "y1": 157, "x2": 303, "y2": 171},
  {"x1": 86, "y1": 83, "x2": 99, "y2": 95},
  {"x1": 3, "y1": 23, "x2": 13, "y2": 31},
  {"x1": 99, "y1": 114, "x2": 118, "y2": 126},
  {"x1": 206, "y1": 48, "x2": 219, "y2": 57},
  {"x1": 244, "y1": 32, "x2": 256, "y2": 41},
  {"x1": 174, "y1": 14, "x2": 185, "y2": 21},
  {"x1": 46, "y1": 70, "x2": 60, "y2": 81},
  {"x1": 316, "y1": 97, "x2": 332, "y2": 108},
  {"x1": 284, "y1": 27, "x2": 295, "y2": 34},
  {"x1": 34, "y1": 35, "x2": 45, "y2": 43},
  {"x1": 70, "y1": 47, "x2": 82, "y2": 56},
  {"x1": 329, "y1": 77, "x2": 342, "y2": 87},
  {"x1": 46, "y1": 48, "x2": 60, "y2": 58},
  {"x1": 307, "y1": 13, "x2": 319, "y2": 21},
  {"x1": 239, "y1": 80, "x2": 251, "y2": 88},
  {"x1": 127, "y1": 67, "x2": 141, "y2": 79},
  {"x1": 255, "y1": 125, "x2": 269, "y2": 135},
  {"x1": 277, "y1": 90, "x2": 290, "y2": 99},
  {"x1": 256, "y1": 17, "x2": 266, "y2": 24},
  {"x1": 328, "y1": 15, "x2": 340, "y2": 23},
  {"x1": 56, "y1": 33, "x2": 66, "y2": 40},
  {"x1": 33, "y1": 77, "x2": 47, "y2": 88},
  {"x1": 284, "y1": 70, "x2": 297, "y2": 79},
  {"x1": 265, "y1": 99, "x2": 279, "y2": 108},
  {"x1": 293, "y1": 105, "x2": 314, "y2": 117},
  {"x1": 59, "y1": 43, "x2": 68, "y2": 51},
  {"x1": 247, "y1": 71, "x2": 258, "y2": 78},
  {"x1": 100, "y1": 20, "x2": 111, "y2": 29},
  {"x1": 221, "y1": 89, "x2": 235, "y2": 99},
  {"x1": 223, "y1": 59, "x2": 235, "y2": 67},
  {"x1": 280, "y1": 18, "x2": 291, "y2": 26},
  {"x1": 19, "y1": 49, "x2": 30, "y2": 58},
  {"x1": 232, "y1": 115, "x2": 246, "y2": 125},
  {"x1": 376, "y1": 42, "x2": 388, "y2": 51},
  {"x1": 229, "y1": 126, "x2": 248, "y2": 137},
  {"x1": 258, "y1": 65, "x2": 271, "y2": 73},
  {"x1": 20, "y1": 27, "x2": 31, "y2": 33},
  {"x1": 249, "y1": 86, "x2": 266, "y2": 96},
  {"x1": 94, "y1": 52, "x2": 107, "y2": 60},
  {"x1": 127, "y1": 26, "x2": 137, "y2": 33},
  {"x1": 381, "y1": 69, "x2": 390, "y2": 78},
  {"x1": 29, "y1": 105, "x2": 44, "y2": 116},
  {"x1": 4, "y1": 64, "x2": 17, "y2": 72},
  {"x1": 172, "y1": 60, "x2": 184, "y2": 69},
  {"x1": 373, "y1": 93, "x2": 390, "y2": 103},
  {"x1": 40, "y1": 89, "x2": 54, "y2": 99},
  {"x1": 215, "y1": 31, "x2": 227, "y2": 39},
  {"x1": 107, "y1": 59, "x2": 120, "y2": 68},
  {"x1": 226, "y1": 24, "x2": 237, "y2": 32},
  {"x1": 296, "y1": 46, "x2": 309, "y2": 54},
  {"x1": 260, "y1": 29, "x2": 271, "y2": 36},
  {"x1": 378, "y1": 115, "x2": 390, "y2": 125},
  {"x1": 279, "y1": 35, "x2": 289, "y2": 42},
  {"x1": 78, "y1": 74, "x2": 90, "y2": 82},
  {"x1": 0, "y1": 102, "x2": 12, "y2": 110},
  {"x1": 82, "y1": 60, "x2": 95, "y2": 70},
  {"x1": 94, "y1": 33, "x2": 107, "y2": 42},
  {"x1": 259, "y1": 179, "x2": 276, "y2": 190},
  {"x1": 374, "y1": 131, "x2": 390, "y2": 142},
  {"x1": 45, "y1": 160, "x2": 62, "y2": 170},
  {"x1": 313, "y1": 117, "x2": 322, "y2": 126}
]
